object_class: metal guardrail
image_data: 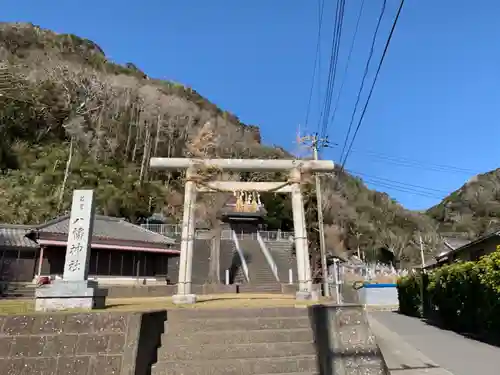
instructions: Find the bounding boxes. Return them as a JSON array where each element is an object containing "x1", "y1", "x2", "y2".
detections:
[{"x1": 141, "y1": 223, "x2": 293, "y2": 242}]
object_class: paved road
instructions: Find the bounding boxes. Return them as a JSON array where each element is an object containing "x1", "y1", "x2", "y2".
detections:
[{"x1": 370, "y1": 311, "x2": 500, "y2": 375}]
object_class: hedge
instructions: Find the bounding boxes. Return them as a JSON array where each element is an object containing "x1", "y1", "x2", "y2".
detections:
[
  {"x1": 397, "y1": 273, "x2": 422, "y2": 317},
  {"x1": 397, "y1": 250, "x2": 500, "y2": 337}
]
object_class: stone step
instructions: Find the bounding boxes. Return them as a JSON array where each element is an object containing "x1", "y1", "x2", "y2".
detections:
[
  {"x1": 1, "y1": 290, "x2": 34, "y2": 294},
  {"x1": 163, "y1": 328, "x2": 314, "y2": 346},
  {"x1": 158, "y1": 341, "x2": 316, "y2": 361},
  {"x1": 167, "y1": 307, "x2": 309, "y2": 319},
  {"x1": 248, "y1": 276, "x2": 280, "y2": 284},
  {"x1": 0, "y1": 288, "x2": 34, "y2": 298},
  {"x1": 0, "y1": 294, "x2": 33, "y2": 299},
  {"x1": 238, "y1": 284, "x2": 283, "y2": 292},
  {"x1": 151, "y1": 355, "x2": 318, "y2": 375},
  {"x1": 166, "y1": 316, "x2": 311, "y2": 332}
]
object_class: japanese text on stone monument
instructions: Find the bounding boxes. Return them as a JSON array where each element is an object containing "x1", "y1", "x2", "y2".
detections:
[{"x1": 63, "y1": 190, "x2": 95, "y2": 281}]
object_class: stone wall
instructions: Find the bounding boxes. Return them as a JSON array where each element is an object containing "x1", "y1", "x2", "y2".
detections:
[
  {"x1": 308, "y1": 304, "x2": 387, "y2": 374},
  {"x1": 104, "y1": 284, "x2": 237, "y2": 298},
  {"x1": 0, "y1": 311, "x2": 165, "y2": 375},
  {"x1": 104, "y1": 283, "x2": 310, "y2": 298}
]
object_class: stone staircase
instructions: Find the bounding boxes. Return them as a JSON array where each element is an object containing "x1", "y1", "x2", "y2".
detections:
[
  {"x1": 239, "y1": 239, "x2": 277, "y2": 285},
  {"x1": 219, "y1": 239, "x2": 236, "y2": 283},
  {"x1": 220, "y1": 239, "x2": 248, "y2": 285},
  {"x1": 152, "y1": 307, "x2": 319, "y2": 375},
  {"x1": 236, "y1": 238, "x2": 284, "y2": 293},
  {"x1": 266, "y1": 241, "x2": 297, "y2": 284},
  {"x1": 151, "y1": 305, "x2": 386, "y2": 375},
  {"x1": 167, "y1": 239, "x2": 211, "y2": 285}
]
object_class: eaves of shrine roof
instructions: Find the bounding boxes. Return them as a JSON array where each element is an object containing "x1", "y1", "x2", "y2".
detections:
[{"x1": 34, "y1": 215, "x2": 175, "y2": 246}]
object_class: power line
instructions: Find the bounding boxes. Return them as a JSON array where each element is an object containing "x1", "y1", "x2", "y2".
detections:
[
  {"x1": 339, "y1": 0, "x2": 387, "y2": 164},
  {"x1": 332, "y1": 144, "x2": 479, "y2": 175},
  {"x1": 328, "y1": 0, "x2": 366, "y2": 131},
  {"x1": 318, "y1": 0, "x2": 346, "y2": 138},
  {"x1": 346, "y1": 169, "x2": 449, "y2": 194},
  {"x1": 321, "y1": 0, "x2": 346, "y2": 138},
  {"x1": 341, "y1": 0, "x2": 406, "y2": 168},
  {"x1": 304, "y1": 0, "x2": 325, "y2": 130},
  {"x1": 358, "y1": 178, "x2": 444, "y2": 199}
]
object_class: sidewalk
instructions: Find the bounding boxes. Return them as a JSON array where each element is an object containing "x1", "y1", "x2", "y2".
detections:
[{"x1": 370, "y1": 311, "x2": 500, "y2": 375}]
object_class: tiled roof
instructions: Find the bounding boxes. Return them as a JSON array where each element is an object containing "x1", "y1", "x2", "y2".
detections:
[
  {"x1": 0, "y1": 225, "x2": 39, "y2": 249},
  {"x1": 37, "y1": 215, "x2": 175, "y2": 245},
  {"x1": 443, "y1": 237, "x2": 470, "y2": 250}
]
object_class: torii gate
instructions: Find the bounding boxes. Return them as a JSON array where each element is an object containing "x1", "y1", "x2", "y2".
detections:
[{"x1": 149, "y1": 157, "x2": 335, "y2": 304}]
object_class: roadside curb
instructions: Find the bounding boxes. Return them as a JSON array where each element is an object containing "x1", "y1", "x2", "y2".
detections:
[{"x1": 368, "y1": 314, "x2": 455, "y2": 375}]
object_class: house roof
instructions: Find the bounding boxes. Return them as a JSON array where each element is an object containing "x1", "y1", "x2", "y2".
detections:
[
  {"x1": 443, "y1": 237, "x2": 470, "y2": 251},
  {"x1": 436, "y1": 231, "x2": 500, "y2": 262},
  {"x1": 435, "y1": 238, "x2": 469, "y2": 259},
  {"x1": 35, "y1": 215, "x2": 175, "y2": 245},
  {"x1": 0, "y1": 225, "x2": 39, "y2": 249}
]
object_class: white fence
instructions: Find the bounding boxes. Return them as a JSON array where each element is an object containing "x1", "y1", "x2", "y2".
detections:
[
  {"x1": 339, "y1": 260, "x2": 411, "y2": 281},
  {"x1": 141, "y1": 223, "x2": 293, "y2": 242}
]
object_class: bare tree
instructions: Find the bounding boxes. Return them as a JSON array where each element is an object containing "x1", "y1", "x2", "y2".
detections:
[
  {"x1": 382, "y1": 230, "x2": 409, "y2": 266},
  {"x1": 57, "y1": 137, "x2": 73, "y2": 211},
  {"x1": 139, "y1": 120, "x2": 152, "y2": 185}
]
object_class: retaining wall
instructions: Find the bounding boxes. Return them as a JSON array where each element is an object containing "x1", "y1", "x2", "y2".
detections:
[
  {"x1": 0, "y1": 311, "x2": 165, "y2": 375},
  {"x1": 104, "y1": 283, "x2": 311, "y2": 298}
]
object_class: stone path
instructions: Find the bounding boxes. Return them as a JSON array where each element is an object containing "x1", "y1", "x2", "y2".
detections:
[{"x1": 370, "y1": 311, "x2": 500, "y2": 375}]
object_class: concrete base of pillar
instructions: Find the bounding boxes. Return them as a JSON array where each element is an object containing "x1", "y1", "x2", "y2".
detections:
[
  {"x1": 34, "y1": 280, "x2": 107, "y2": 311},
  {"x1": 296, "y1": 290, "x2": 320, "y2": 301},
  {"x1": 172, "y1": 293, "x2": 197, "y2": 304}
]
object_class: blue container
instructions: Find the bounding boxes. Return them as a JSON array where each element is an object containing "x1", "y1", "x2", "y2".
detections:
[
  {"x1": 363, "y1": 283, "x2": 397, "y2": 288},
  {"x1": 358, "y1": 283, "x2": 399, "y2": 306}
]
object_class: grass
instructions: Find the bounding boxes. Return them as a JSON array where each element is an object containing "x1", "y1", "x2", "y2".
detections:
[{"x1": 0, "y1": 293, "x2": 326, "y2": 315}]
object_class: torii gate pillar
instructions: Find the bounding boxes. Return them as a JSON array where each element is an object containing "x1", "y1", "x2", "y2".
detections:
[{"x1": 150, "y1": 157, "x2": 335, "y2": 304}]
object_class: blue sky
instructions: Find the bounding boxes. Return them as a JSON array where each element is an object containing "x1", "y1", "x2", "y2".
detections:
[{"x1": 3, "y1": 0, "x2": 500, "y2": 210}]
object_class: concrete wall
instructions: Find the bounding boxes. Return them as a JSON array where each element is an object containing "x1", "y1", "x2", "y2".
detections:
[
  {"x1": 103, "y1": 283, "x2": 312, "y2": 298},
  {"x1": 358, "y1": 287, "x2": 399, "y2": 307},
  {"x1": 0, "y1": 311, "x2": 165, "y2": 375}
]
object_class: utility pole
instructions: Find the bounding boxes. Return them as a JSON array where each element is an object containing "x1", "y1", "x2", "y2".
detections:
[
  {"x1": 419, "y1": 233, "x2": 425, "y2": 269},
  {"x1": 298, "y1": 133, "x2": 330, "y2": 297}
]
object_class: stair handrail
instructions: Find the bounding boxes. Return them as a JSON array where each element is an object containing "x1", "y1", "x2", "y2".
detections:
[
  {"x1": 231, "y1": 229, "x2": 250, "y2": 282},
  {"x1": 256, "y1": 232, "x2": 280, "y2": 282}
]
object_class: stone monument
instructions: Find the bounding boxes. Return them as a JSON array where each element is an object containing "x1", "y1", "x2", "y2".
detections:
[{"x1": 35, "y1": 189, "x2": 107, "y2": 311}]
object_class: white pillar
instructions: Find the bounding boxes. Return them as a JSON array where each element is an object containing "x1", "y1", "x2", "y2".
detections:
[
  {"x1": 173, "y1": 167, "x2": 198, "y2": 304},
  {"x1": 290, "y1": 168, "x2": 312, "y2": 300}
]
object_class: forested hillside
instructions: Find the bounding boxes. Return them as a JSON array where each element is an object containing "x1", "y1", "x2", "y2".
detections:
[
  {"x1": 427, "y1": 169, "x2": 500, "y2": 239},
  {"x1": 0, "y1": 22, "x2": 442, "y2": 265}
]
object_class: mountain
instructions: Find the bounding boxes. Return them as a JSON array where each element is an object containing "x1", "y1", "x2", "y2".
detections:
[
  {"x1": 0, "y1": 22, "x2": 440, "y2": 265},
  {"x1": 427, "y1": 169, "x2": 500, "y2": 239}
]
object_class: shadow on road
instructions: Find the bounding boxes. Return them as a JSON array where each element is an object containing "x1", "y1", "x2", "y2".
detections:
[{"x1": 391, "y1": 310, "x2": 500, "y2": 348}]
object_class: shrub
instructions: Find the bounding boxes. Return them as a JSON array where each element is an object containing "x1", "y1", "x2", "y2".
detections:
[
  {"x1": 398, "y1": 250, "x2": 500, "y2": 339},
  {"x1": 428, "y1": 261, "x2": 481, "y2": 331},
  {"x1": 397, "y1": 273, "x2": 422, "y2": 317}
]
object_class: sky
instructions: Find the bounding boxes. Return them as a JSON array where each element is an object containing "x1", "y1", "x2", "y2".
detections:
[{"x1": 2, "y1": 0, "x2": 500, "y2": 210}]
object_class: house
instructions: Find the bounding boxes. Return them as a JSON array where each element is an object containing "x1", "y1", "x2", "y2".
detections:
[
  {"x1": 421, "y1": 236, "x2": 471, "y2": 270},
  {"x1": 440, "y1": 231, "x2": 500, "y2": 264},
  {"x1": 0, "y1": 215, "x2": 179, "y2": 283},
  {"x1": 0, "y1": 225, "x2": 39, "y2": 282},
  {"x1": 432, "y1": 237, "x2": 471, "y2": 265},
  {"x1": 426, "y1": 233, "x2": 499, "y2": 269}
]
